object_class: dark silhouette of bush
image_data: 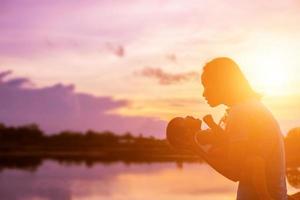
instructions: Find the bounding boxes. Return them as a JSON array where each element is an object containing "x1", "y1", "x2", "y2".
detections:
[
  {"x1": 285, "y1": 128, "x2": 300, "y2": 153},
  {"x1": 285, "y1": 127, "x2": 300, "y2": 167}
]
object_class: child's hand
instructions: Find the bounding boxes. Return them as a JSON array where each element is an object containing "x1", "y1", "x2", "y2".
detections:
[{"x1": 185, "y1": 116, "x2": 202, "y2": 131}]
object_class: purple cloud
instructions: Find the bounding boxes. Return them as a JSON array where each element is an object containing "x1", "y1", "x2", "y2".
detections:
[
  {"x1": 0, "y1": 71, "x2": 165, "y2": 137},
  {"x1": 105, "y1": 43, "x2": 125, "y2": 57},
  {"x1": 0, "y1": 70, "x2": 12, "y2": 79},
  {"x1": 137, "y1": 67, "x2": 198, "y2": 85}
]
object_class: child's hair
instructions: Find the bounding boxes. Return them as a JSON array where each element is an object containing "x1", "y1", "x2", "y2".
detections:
[{"x1": 202, "y1": 57, "x2": 261, "y2": 100}]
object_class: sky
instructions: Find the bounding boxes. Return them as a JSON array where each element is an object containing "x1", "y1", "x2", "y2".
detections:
[{"x1": 0, "y1": 0, "x2": 300, "y2": 137}]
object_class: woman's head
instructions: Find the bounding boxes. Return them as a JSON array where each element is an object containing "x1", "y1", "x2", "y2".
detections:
[{"x1": 201, "y1": 57, "x2": 260, "y2": 107}]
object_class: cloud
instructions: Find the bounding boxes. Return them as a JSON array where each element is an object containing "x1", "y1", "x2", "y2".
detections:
[
  {"x1": 1, "y1": 0, "x2": 300, "y2": 60},
  {"x1": 0, "y1": 71, "x2": 165, "y2": 137},
  {"x1": 0, "y1": 70, "x2": 12, "y2": 79},
  {"x1": 166, "y1": 53, "x2": 177, "y2": 63},
  {"x1": 105, "y1": 43, "x2": 125, "y2": 57},
  {"x1": 137, "y1": 67, "x2": 198, "y2": 85}
]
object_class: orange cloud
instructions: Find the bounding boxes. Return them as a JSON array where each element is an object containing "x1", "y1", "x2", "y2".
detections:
[{"x1": 137, "y1": 67, "x2": 198, "y2": 85}]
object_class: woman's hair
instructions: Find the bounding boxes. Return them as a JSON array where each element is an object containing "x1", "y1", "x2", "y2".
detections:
[{"x1": 201, "y1": 57, "x2": 260, "y2": 100}]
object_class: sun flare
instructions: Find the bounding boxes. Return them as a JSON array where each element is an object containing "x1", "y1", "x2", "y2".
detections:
[{"x1": 246, "y1": 48, "x2": 293, "y2": 96}]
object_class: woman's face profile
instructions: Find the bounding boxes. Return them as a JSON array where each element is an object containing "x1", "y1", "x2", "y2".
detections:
[
  {"x1": 201, "y1": 75, "x2": 224, "y2": 107},
  {"x1": 201, "y1": 57, "x2": 257, "y2": 107}
]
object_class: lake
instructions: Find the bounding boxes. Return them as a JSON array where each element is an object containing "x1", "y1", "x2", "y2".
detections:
[{"x1": 0, "y1": 160, "x2": 298, "y2": 200}]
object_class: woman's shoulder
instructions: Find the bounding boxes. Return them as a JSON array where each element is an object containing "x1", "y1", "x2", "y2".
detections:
[
  {"x1": 228, "y1": 99, "x2": 280, "y2": 132},
  {"x1": 230, "y1": 99, "x2": 271, "y2": 114},
  {"x1": 227, "y1": 99, "x2": 276, "y2": 124}
]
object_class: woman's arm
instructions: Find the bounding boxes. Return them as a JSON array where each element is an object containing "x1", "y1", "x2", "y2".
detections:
[
  {"x1": 194, "y1": 135, "x2": 273, "y2": 199},
  {"x1": 188, "y1": 130, "x2": 241, "y2": 182}
]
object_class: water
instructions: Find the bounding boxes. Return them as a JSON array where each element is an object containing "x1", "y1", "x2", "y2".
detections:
[{"x1": 0, "y1": 160, "x2": 298, "y2": 200}]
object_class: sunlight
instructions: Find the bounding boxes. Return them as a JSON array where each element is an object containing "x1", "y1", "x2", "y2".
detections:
[{"x1": 247, "y1": 48, "x2": 292, "y2": 96}]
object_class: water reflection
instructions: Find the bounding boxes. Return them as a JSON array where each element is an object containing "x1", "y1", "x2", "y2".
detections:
[
  {"x1": 0, "y1": 160, "x2": 234, "y2": 200},
  {"x1": 0, "y1": 156, "x2": 201, "y2": 172},
  {"x1": 0, "y1": 159, "x2": 298, "y2": 200}
]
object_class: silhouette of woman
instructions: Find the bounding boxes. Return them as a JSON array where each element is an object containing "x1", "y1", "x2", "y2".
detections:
[{"x1": 167, "y1": 57, "x2": 288, "y2": 200}]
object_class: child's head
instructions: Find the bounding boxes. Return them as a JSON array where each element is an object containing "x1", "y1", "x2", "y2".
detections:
[
  {"x1": 166, "y1": 116, "x2": 201, "y2": 149},
  {"x1": 201, "y1": 57, "x2": 260, "y2": 107},
  {"x1": 166, "y1": 117, "x2": 186, "y2": 148}
]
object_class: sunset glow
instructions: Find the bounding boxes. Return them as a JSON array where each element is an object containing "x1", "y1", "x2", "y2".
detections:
[
  {"x1": 0, "y1": 0, "x2": 300, "y2": 135},
  {"x1": 248, "y1": 48, "x2": 293, "y2": 95},
  {"x1": 2, "y1": 1, "x2": 300, "y2": 200}
]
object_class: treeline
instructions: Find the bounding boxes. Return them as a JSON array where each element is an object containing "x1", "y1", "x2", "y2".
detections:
[
  {"x1": 1, "y1": 123, "x2": 300, "y2": 163},
  {"x1": 0, "y1": 123, "x2": 165, "y2": 150},
  {"x1": 0, "y1": 123, "x2": 199, "y2": 163}
]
